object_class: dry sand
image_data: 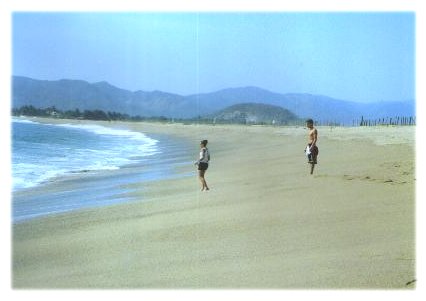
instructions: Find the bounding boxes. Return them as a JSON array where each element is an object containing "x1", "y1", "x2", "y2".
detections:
[{"x1": 12, "y1": 121, "x2": 415, "y2": 288}]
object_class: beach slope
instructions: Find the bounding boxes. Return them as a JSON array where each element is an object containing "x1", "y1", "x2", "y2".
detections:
[{"x1": 12, "y1": 122, "x2": 415, "y2": 288}]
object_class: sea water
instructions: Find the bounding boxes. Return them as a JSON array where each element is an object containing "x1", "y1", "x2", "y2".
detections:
[
  {"x1": 12, "y1": 118, "x2": 160, "y2": 190},
  {"x1": 12, "y1": 118, "x2": 193, "y2": 222}
]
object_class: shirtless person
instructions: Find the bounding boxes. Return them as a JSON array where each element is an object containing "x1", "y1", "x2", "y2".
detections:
[{"x1": 305, "y1": 119, "x2": 319, "y2": 175}]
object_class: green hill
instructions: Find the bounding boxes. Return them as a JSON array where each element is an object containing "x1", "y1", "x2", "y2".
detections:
[{"x1": 208, "y1": 103, "x2": 298, "y2": 125}]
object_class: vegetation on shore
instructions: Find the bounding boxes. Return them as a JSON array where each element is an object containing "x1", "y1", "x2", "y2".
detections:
[
  {"x1": 12, "y1": 105, "x2": 416, "y2": 127},
  {"x1": 13, "y1": 105, "x2": 151, "y2": 121},
  {"x1": 12, "y1": 104, "x2": 305, "y2": 125}
]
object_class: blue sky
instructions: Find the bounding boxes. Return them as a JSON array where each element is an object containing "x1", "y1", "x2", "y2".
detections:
[{"x1": 12, "y1": 12, "x2": 415, "y2": 102}]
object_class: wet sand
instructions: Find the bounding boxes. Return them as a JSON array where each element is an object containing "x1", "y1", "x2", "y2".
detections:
[{"x1": 12, "y1": 121, "x2": 415, "y2": 288}]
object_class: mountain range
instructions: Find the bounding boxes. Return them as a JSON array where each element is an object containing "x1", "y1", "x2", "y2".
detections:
[{"x1": 12, "y1": 76, "x2": 415, "y2": 124}]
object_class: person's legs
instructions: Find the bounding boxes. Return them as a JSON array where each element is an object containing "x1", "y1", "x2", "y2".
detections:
[
  {"x1": 308, "y1": 146, "x2": 318, "y2": 174},
  {"x1": 198, "y1": 170, "x2": 209, "y2": 191},
  {"x1": 312, "y1": 146, "x2": 318, "y2": 164},
  {"x1": 198, "y1": 170, "x2": 205, "y2": 190},
  {"x1": 203, "y1": 175, "x2": 209, "y2": 191},
  {"x1": 202, "y1": 170, "x2": 209, "y2": 190}
]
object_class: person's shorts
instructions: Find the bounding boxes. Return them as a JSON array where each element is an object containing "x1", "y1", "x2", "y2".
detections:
[
  {"x1": 198, "y1": 162, "x2": 209, "y2": 171},
  {"x1": 307, "y1": 145, "x2": 319, "y2": 164}
]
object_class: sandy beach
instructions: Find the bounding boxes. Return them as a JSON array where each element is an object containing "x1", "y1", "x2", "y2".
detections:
[{"x1": 12, "y1": 120, "x2": 415, "y2": 288}]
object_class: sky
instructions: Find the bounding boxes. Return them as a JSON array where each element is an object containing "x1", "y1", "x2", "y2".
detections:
[
  {"x1": 12, "y1": 12, "x2": 415, "y2": 102},
  {"x1": 12, "y1": 12, "x2": 415, "y2": 103},
  {"x1": 12, "y1": 11, "x2": 415, "y2": 103}
]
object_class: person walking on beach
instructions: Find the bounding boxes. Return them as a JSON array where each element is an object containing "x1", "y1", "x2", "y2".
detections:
[
  {"x1": 195, "y1": 139, "x2": 210, "y2": 191},
  {"x1": 305, "y1": 119, "x2": 319, "y2": 175}
]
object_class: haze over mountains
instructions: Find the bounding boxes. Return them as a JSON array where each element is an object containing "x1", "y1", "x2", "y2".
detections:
[{"x1": 12, "y1": 76, "x2": 415, "y2": 124}]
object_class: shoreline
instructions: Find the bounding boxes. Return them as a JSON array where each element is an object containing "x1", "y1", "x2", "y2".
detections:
[
  {"x1": 12, "y1": 119, "x2": 415, "y2": 288},
  {"x1": 12, "y1": 117, "x2": 195, "y2": 223}
]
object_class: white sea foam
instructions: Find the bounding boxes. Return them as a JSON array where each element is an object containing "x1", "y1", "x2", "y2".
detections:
[
  {"x1": 11, "y1": 118, "x2": 37, "y2": 124},
  {"x1": 57, "y1": 123, "x2": 158, "y2": 144},
  {"x1": 12, "y1": 162, "x2": 68, "y2": 190},
  {"x1": 12, "y1": 120, "x2": 160, "y2": 191},
  {"x1": 12, "y1": 118, "x2": 158, "y2": 147}
]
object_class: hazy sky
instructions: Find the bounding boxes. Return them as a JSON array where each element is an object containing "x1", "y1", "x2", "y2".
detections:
[{"x1": 12, "y1": 12, "x2": 415, "y2": 102}]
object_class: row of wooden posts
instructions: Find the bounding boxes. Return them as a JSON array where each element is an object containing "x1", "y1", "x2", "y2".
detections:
[
  {"x1": 357, "y1": 116, "x2": 416, "y2": 127},
  {"x1": 289, "y1": 116, "x2": 416, "y2": 127}
]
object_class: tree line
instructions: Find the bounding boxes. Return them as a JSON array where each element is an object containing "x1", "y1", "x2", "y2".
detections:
[
  {"x1": 11, "y1": 105, "x2": 303, "y2": 125},
  {"x1": 11, "y1": 105, "x2": 170, "y2": 122},
  {"x1": 12, "y1": 105, "x2": 416, "y2": 127}
]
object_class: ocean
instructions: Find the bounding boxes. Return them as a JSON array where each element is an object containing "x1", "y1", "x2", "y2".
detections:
[{"x1": 12, "y1": 118, "x2": 193, "y2": 223}]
